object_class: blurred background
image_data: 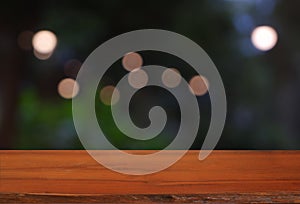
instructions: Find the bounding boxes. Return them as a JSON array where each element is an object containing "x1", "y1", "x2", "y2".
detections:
[{"x1": 1, "y1": 0, "x2": 300, "y2": 150}]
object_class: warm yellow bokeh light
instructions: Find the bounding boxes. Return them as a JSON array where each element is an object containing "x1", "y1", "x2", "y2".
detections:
[
  {"x1": 58, "y1": 78, "x2": 79, "y2": 99},
  {"x1": 32, "y1": 30, "x2": 57, "y2": 54},
  {"x1": 251, "y1": 26, "x2": 278, "y2": 51},
  {"x1": 128, "y1": 69, "x2": 148, "y2": 89},
  {"x1": 189, "y1": 75, "x2": 209, "y2": 96},
  {"x1": 100, "y1": 85, "x2": 120, "y2": 106},
  {"x1": 162, "y1": 68, "x2": 181, "y2": 88},
  {"x1": 122, "y1": 52, "x2": 143, "y2": 71}
]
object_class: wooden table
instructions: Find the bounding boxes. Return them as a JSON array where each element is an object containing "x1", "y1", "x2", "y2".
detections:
[{"x1": 1, "y1": 150, "x2": 300, "y2": 203}]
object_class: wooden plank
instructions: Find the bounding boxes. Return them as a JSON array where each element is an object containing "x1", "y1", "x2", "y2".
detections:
[
  {"x1": 1, "y1": 150, "x2": 300, "y2": 202},
  {"x1": 1, "y1": 193, "x2": 300, "y2": 203}
]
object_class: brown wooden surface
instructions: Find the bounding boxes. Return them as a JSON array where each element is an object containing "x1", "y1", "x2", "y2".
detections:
[
  {"x1": 1, "y1": 193, "x2": 300, "y2": 203},
  {"x1": 1, "y1": 150, "x2": 300, "y2": 203}
]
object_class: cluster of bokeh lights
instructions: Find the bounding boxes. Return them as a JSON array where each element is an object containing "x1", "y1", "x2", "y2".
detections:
[
  {"x1": 17, "y1": 24, "x2": 278, "y2": 101},
  {"x1": 99, "y1": 52, "x2": 209, "y2": 106}
]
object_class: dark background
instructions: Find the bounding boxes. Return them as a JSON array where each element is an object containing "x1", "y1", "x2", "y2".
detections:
[{"x1": 1, "y1": 0, "x2": 300, "y2": 150}]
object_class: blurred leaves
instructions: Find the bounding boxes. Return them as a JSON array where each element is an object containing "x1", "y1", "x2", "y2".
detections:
[{"x1": 17, "y1": 88, "x2": 81, "y2": 149}]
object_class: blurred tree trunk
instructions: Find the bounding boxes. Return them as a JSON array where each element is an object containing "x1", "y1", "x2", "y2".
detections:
[
  {"x1": 272, "y1": 0, "x2": 300, "y2": 147},
  {"x1": 0, "y1": 1, "x2": 37, "y2": 149},
  {"x1": 0, "y1": 33, "x2": 21, "y2": 149}
]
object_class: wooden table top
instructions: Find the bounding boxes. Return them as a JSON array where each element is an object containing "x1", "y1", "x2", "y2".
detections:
[{"x1": 1, "y1": 150, "x2": 300, "y2": 203}]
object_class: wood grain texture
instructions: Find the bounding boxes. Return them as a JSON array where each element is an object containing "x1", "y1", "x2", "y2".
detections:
[
  {"x1": 1, "y1": 193, "x2": 300, "y2": 203},
  {"x1": 1, "y1": 150, "x2": 300, "y2": 203}
]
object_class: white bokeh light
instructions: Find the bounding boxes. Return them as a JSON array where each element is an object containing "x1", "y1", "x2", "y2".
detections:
[
  {"x1": 251, "y1": 26, "x2": 278, "y2": 51},
  {"x1": 162, "y1": 68, "x2": 181, "y2": 88},
  {"x1": 32, "y1": 30, "x2": 57, "y2": 54},
  {"x1": 128, "y1": 69, "x2": 148, "y2": 89}
]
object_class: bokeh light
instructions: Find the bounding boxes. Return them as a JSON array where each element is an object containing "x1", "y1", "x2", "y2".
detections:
[
  {"x1": 32, "y1": 30, "x2": 57, "y2": 54},
  {"x1": 162, "y1": 68, "x2": 181, "y2": 88},
  {"x1": 64, "y1": 59, "x2": 82, "y2": 78},
  {"x1": 251, "y1": 26, "x2": 278, "y2": 51},
  {"x1": 122, "y1": 52, "x2": 143, "y2": 71},
  {"x1": 189, "y1": 75, "x2": 209, "y2": 96},
  {"x1": 128, "y1": 68, "x2": 148, "y2": 89},
  {"x1": 17, "y1": 30, "x2": 33, "y2": 50},
  {"x1": 57, "y1": 78, "x2": 79, "y2": 99},
  {"x1": 100, "y1": 85, "x2": 120, "y2": 105},
  {"x1": 33, "y1": 49, "x2": 53, "y2": 60}
]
